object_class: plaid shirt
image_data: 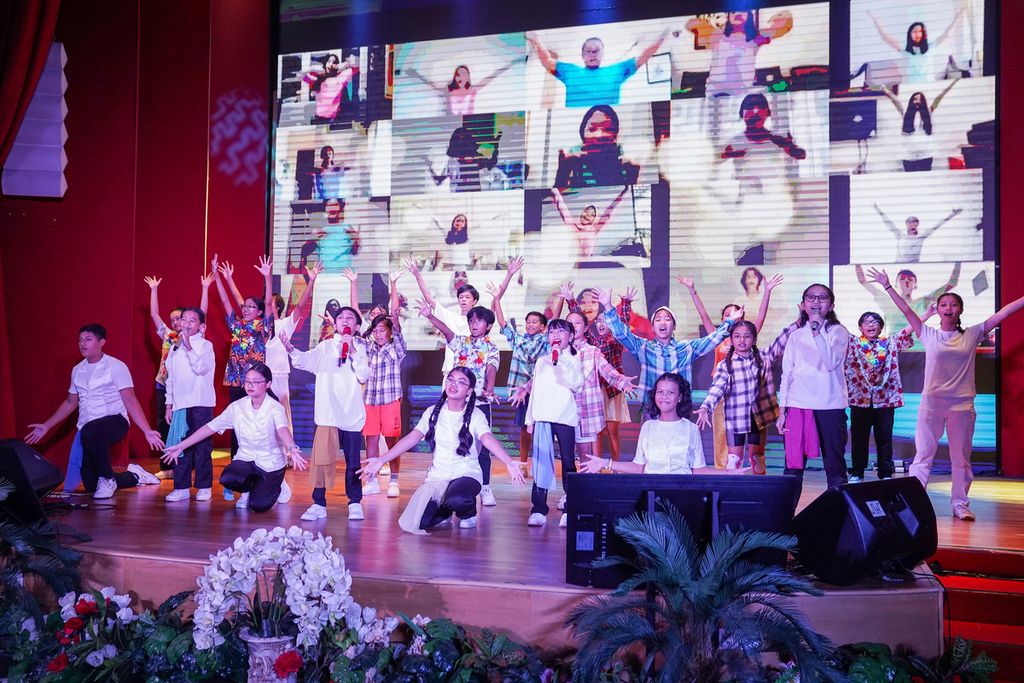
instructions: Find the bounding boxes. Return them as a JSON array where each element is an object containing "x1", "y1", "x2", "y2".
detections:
[
  {"x1": 448, "y1": 335, "x2": 499, "y2": 396},
  {"x1": 575, "y1": 342, "x2": 633, "y2": 438},
  {"x1": 701, "y1": 324, "x2": 796, "y2": 432},
  {"x1": 358, "y1": 331, "x2": 408, "y2": 406},
  {"x1": 501, "y1": 322, "x2": 549, "y2": 390},
  {"x1": 568, "y1": 298, "x2": 631, "y2": 398},
  {"x1": 604, "y1": 307, "x2": 730, "y2": 396}
]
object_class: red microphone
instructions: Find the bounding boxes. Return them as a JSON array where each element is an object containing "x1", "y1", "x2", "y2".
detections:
[
  {"x1": 340, "y1": 326, "x2": 352, "y2": 364},
  {"x1": 552, "y1": 347, "x2": 559, "y2": 366}
]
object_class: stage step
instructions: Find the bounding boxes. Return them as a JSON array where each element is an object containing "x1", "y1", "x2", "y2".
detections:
[{"x1": 931, "y1": 547, "x2": 1024, "y2": 580}]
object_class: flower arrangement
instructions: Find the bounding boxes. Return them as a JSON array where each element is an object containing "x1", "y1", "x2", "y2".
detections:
[{"x1": 193, "y1": 526, "x2": 355, "y2": 650}]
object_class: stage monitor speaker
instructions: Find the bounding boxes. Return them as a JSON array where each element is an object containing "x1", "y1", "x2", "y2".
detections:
[
  {"x1": 793, "y1": 477, "x2": 937, "y2": 586},
  {"x1": 0, "y1": 439, "x2": 64, "y2": 525}
]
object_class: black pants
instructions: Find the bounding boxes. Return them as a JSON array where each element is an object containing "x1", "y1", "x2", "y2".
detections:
[
  {"x1": 530, "y1": 422, "x2": 576, "y2": 515},
  {"x1": 420, "y1": 477, "x2": 482, "y2": 528},
  {"x1": 220, "y1": 459, "x2": 285, "y2": 512},
  {"x1": 783, "y1": 409, "x2": 848, "y2": 509},
  {"x1": 312, "y1": 428, "x2": 364, "y2": 506},
  {"x1": 155, "y1": 383, "x2": 172, "y2": 471},
  {"x1": 477, "y1": 403, "x2": 492, "y2": 485},
  {"x1": 227, "y1": 385, "x2": 247, "y2": 456},
  {"x1": 172, "y1": 406, "x2": 214, "y2": 490},
  {"x1": 80, "y1": 415, "x2": 138, "y2": 492},
  {"x1": 850, "y1": 406, "x2": 895, "y2": 478}
]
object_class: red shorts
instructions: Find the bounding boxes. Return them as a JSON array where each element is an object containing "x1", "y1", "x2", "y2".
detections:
[{"x1": 363, "y1": 399, "x2": 402, "y2": 437}]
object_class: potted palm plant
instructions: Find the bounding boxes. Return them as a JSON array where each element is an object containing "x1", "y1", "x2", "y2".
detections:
[{"x1": 567, "y1": 500, "x2": 837, "y2": 682}]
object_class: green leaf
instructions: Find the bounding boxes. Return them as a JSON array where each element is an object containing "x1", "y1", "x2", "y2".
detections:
[{"x1": 166, "y1": 631, "x2": 192, "y2": 664}]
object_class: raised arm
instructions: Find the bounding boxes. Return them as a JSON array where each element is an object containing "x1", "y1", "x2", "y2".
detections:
[
  {"x1": 923, "y1": 207, "x2": 962, "y2": 240},
  {"x1": 635, "y1": 29, "x2": 670, "y2": 69},
  {"x1": 25, "y1": 393, "x2": 79, "y2": 445},
  {"x1": 389, "y1": 269, "x2": 404, "y2": 330},
  {"x1": 550, "y1": 188, "x2": 575, "y2": 226},
  {"x1": 526, "y1": 32, "x2": 559, "y2": 75},
  {"x1": 486, "y1": 282, "x2": 508, "y2": 331},
  {"x1": 880, "y1": 85, "x2": 905, "y2": 117},
  {"x1": 143, "y1": 276, "x2": 166, "y2": 334},
  {"x1": 255, "y1": 256, "x2": 274, "y2": 320},
  {"x1": 931, "y1": 78, "x2": 959, "y2": 112},
  {"x1": 220, "y1": 260, "x2": 246, "y2": 308},
  {"x1": 867, "y1": 267, "x2": 924, "y2": 335},
  {"x1": 761, "y1": 10, "x2": 795, "y2": 40},
  {"x1": 120, "y1": 388, "x2": 164, "y2": 450},
  {"x1": 403, "y1": 255, "x2": 437, "y2": 308},
  {"x1": 934, "y1": 9, "x2": 966, "y2": 48},
  {"x1": 926, "y1": 262, "x2": 961, "y2": 303},
  {"x1": 597, "y1": 288, "x2": 645, "y2": 357},
  {"x1": 868, "y1": 10, "x2": 902, "y2": 52},
  {"x1": 199, "y1": 272, "x2": 214, "y2": 317},
  {"x1": 417, "y1": 298, "x2": 455, "y2": 343},
  {"x1": 475, "y1": 56, "x2": 523, "y2": 90},
  {"x1": 341, "y1": 268, "x2": 360, "y2": 312},
  {"x1": 289, "y1": 262, "x2": 322, "y2": 328},
  {"x1": 211, "y1": 255, "x2": 237, "y2": 316},
  {"x1": 983, "y1": 293, "x2": 1024, "y2": 335},
  {"x1": 593, "y1": 186, "x2": 629, "y2": 231},
  {"x1": 675, "y1": 275, "x2": 715, "y2": 334},
  {"x1": 401, "y1": 65, "x2": 447, "y2": 94},
  {"x1": 874, "y1": 203, "x2": 901, "y2": 239},
  {"x1": 754, "y1": 273, "x2": 784, "y2": 332}
]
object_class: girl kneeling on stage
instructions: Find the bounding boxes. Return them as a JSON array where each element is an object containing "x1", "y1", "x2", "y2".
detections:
[
  {"x1": 359, "y1": 367, "x2": 526, "y2": 534},
  {"x1": 162, "y1": 363, "x2": 307, "y2": 511}
]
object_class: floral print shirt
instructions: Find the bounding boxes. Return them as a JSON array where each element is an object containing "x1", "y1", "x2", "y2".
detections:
[
  {"x1": 223, "y1": 312, "x2": 274, "y2": 387},
  {"x1": 447, "y1": 335, "x2": 499, "y2": 397},
  {"x1": 845, "y1": 328, "x2": 914, "y2": 408}
]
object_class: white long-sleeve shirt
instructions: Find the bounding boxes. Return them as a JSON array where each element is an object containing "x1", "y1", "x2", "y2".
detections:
[
  {"x1": 165, "y1": 336, "x2": 216, "y2": 410},
  {"x1": 289, "y1": 335, "x2": 369, "y2": 430},
  {"x1": 525, "y1": 351, "x2": 584, "y2": 427},
  {"x1": 778, "y1": 323, "x2": 850, "y2": 410}
]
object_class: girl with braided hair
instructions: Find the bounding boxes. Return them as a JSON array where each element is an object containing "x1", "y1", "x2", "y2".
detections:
[
  {"x1": 695, "y1": 318, "x2": 798, "y2": 474},
  {"x1": 359, "y1": 367, "x2": 525, "y2": 534}
]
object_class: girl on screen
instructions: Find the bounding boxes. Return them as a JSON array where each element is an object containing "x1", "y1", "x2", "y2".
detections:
[
  {"x1": 304, "y1": 53, "x2": 359, "y2": 124},
  {"x1": 402, "y1": 60, "x2": 523, "y2": 116},
  {"x1": 867, "y1": 10, "x2": 966, "y2": 83},
  {"x1": 428, "y1": 126, "x2": 501, "y2": 193},
  {"x1": 313, "y1": 145, "x2": 350, "y2": 201},
  {"x1": 550, "y1": 187, "x2": 629, "y2": 258},
  {"x1": 867, "y1": 268, "x2": 1024, "y2": 521},
  {"x1": 554, "y1": 105, "x2": 641, "y2": 190},
  {"x1": 721, "y1": 94, "x2": 807, "y2": 190},
  {"x1": 359, "y1": 367, "x2": 526, "y2": 534},
  {"x1": 685, "y1": 10, "x2": 794, "y2": 97},
  {"x1": 881, "y1": 80, "x2": 959, "y2": 172}
]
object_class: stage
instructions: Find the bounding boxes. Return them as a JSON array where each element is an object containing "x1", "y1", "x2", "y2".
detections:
[{"x1": 58, "y1": 457, "x2": 1024, "y2": 660}]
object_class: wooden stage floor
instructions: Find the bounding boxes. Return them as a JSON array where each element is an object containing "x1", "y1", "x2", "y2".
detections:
[{"x1": 54, "y1": 456, "x2": 1024, "y2": 656}]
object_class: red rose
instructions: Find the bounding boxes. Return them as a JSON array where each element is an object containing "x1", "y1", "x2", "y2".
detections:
[
  {"x1": 47, "y1": 653, "x2": 69, "y2": 672},
  {"x1": 273, "y1": 650, "x2": 303, "y2": 678},
  {"x1": 75, "y1": 598, "x2": 98, "y2": 616},
  {"x1": 64, "y1": 617, "x2": 85, "y2": 632}
]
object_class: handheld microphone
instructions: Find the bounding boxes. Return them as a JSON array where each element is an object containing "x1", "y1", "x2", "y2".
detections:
[
  {"x1": 552, "y1": 347, "x2": 559, "y2": 366},
  {"x1": 341, "y1": 326, "x2": 351, "y2": 364}
]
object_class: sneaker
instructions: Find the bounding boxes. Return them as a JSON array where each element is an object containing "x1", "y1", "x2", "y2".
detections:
[
  {"x1": 557, "y1": 494, "x2": 567, "y2": 511},
  {"x1": 379, "y1": 463, "x2": 391, "y2": 477},
  {"x1": 527, "y1": 512, "x2": 547, "y2": 527},
  {"x1": 155, "y1": 470, "x2": 173, "y2": 480},
  {"x1": 277, "y1": 480, "x2": 292, "y2": 504},
  {"x1": 363, "y1": 478, "x2": 382, "y2": 495},
  {"x1": 480, "y1": 486, "x2": 497, "y2": 507},
  {"x1": 459, "y1": 516, "x2": 478, "y2": 529},
  {"x1": 235, "y1": 492, "x2": 250, "y2": 509},
  {"x1": 300, "y1": 504, "x2": 327, "y2": 521},
  {"x1": 165, "y1": 488, "x2": 190, "y2": 503},
  {"x1": 348, "y1": 503, "x2": 365, "y2": 521},
  {"x1": 223, "y1": 489, "x2": 235, "y2": 501},
  {"x1": 726, "y1": 454, "x2": 741, "y2": 470},
  {"x1": 93, "y1": 477, "x2": 117, "y2": 499},
  {"x1": 847, "y1": 474, "x2": 863, "y2": 484},
  {"x1": 953, "y1": 504, "x2": 976, "y2": 521},
  {"x1": 386, "y1": 482, "x2": 400, "y2": 498},
  {"x1": 195, "y1": 488, "x2": 212, "y2": 501},
  {"x1": 127, "y1": 463, "x2": 161, "y2": 486},
  {"x1": 559, "y1": 513, "x2": 568, "y2": 528}
]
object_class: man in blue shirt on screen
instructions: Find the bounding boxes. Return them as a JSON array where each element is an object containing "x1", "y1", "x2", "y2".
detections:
[{"x1": 527, "y1": 30, "x2": 668, "y2": 107}]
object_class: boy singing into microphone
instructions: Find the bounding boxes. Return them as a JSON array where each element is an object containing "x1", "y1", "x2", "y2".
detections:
[{"x1": 281, "y1": 306, "x2": 369, "y2": 521}]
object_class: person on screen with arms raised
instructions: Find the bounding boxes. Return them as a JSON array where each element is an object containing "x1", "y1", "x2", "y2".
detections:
[
  {"x1": 427, "y1": 126, "x2": 501, "y2": 193},
  {"x1": 579, "y1": 373, "x2": 714, "y2": 475},
  {"x1": 856, "y1": 262, "x2": 960, "y2": 322},
  {"x1": 686, "y1": 10, "x2": 794, "y2": 97},
  {"x1": 163, "y1": 363, "x2": 308, "y2": 512},
  {"x1": 26, "y1": 324, "x2": 164, "y2": 498},
  {"x1": 868, "y1": 11, "x2": 966, "y2": 84},
  {"x1": 526, "y1": 30, "x2": 668, "y2": 108},
  {"x1": 550, "y1": 186, "x2": 629, "y2": 258},
  {"x1": 868, "y1": 268, "x2": 1024, "y2": 521},
  {"x1": 304, "y1": 53, "x2": 359, "y2": 124},
  {"x1": 359, "y1": 367, "x2": 526, "y2": 534},
  {"x1": 721, "y1": 94, "x2": 806, "y2": 192},
  {"x1": 881, "y1": 80, "x2": 959, "y2": 173},
  {"x1": 873, "y1": 203, "x2": 962, "y2": 263},
  {"x1": 554, "y1": 105, "x2": 641, "y2": 189},
  {"x1": 596, "y1": 287, "x2": 740, "y2": 414},
  {"x1": 403, "y1": 59, "x2": 524, "y2": 116}
]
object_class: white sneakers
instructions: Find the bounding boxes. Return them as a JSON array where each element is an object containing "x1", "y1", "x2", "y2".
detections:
[
  {"x1": 277, "y1": 480, "x2": 292, "y2": 504},
  {"x1": 386, "y1": 481, "x2": 400, "y2": 498},
  {"x1": 93, "y1": 477, "x2": 117, "y2": 499},
  {"x1": 195, "y1": 488, "x2": 212, "y2": 501},
  {"x1": 557, "y1": 494, "x2": 567, "y2": 511},
  {"x1": 235, "y1": 492, "x2": 250, "y2": 509},
  {"x1": 363, "y1": 478, "x2": 382, "y2": 495},
  {"x1": 127, "y1": 464, "x2": 160, "y2": 485},
  {"x1": 165, "y1": 488, "x2": 190, "y2": 503},
  {"x1": 527, "y1": 512, "x2": 547, "y2": 526},
  {"x1": 459, "y1": 516, "x2": 478, "y2": 529},
  {"x1": 726, "y1": 454, "x2": 742, "y2": 470},
  {"x1": 480, "y1": 486, "x2": 497, "y2": 507},
  {"x1": 953, "y1": 504, "x2": 976, "y2": 521},
  {"x1": 559, "y1": 513, "x2": 568, "y2": 528},
  {"x1": 348, "y1": 503, "x2": 365, "y2": 520},
  {"x1": 300, "y1": 504, "x2": 327, "y2": 521}
]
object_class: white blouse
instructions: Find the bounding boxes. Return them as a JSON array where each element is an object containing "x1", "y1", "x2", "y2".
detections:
[
  {"x1": 206, "y1": 397, "x2": 289, "y2": 471},
  {"x1": 414, "y1": 406, "x2": 490, "y2": 483},
  {"x1": 632, "y1": 418, "x2": 706, "y2": 474}
]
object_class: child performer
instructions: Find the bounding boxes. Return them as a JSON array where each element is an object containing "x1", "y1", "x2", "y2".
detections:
[
  {"x1": 580, "y1": 373, "x2": 712, "y2": 475},
  {"x1": 404, "y1": 255, "x2": 478, "y2": 377},
  {"x1": 695, "y1": 319, "x2": 797, "y2": 474},
  {"x1": 359, "y1": 312, "x2": 408, "y2": 498},
  {"x1": 868, "y1": 268, "x2": 1024, "y2": 520},
  {"x1": 359, "y1": 367, "x2": 527, "y2": 534},
  {"x1": 341, "y1": 267, "x2": 403, "y2": 335},
  {"x1": 776, "y1": 284, "x2": 851, "y2": 504},
  {"x1": 522, "y1": 319, "x2": 584, "y2": 527},
  {"x1": 281, "y1": 306, "x2": 369, "y2": 521},
  {"x1": 162, "y1": 363, "x2": 308, "y2": 511},
  {"x1": 418, "y1": 299, "x2": 501, "y2": 507},
  {"x1": 845, "y1": 307, "x2": 931, "y2": 482},
  {"x1": 678, "y1": 272, "x2": 783, "y2": 469},
  {"x1": 26, "y1": 324, "x2": 164, "y2": 498},
  {"x1": 161, "y1": 307, "x2": 217, "y2": 502},
  {"x1": 487, "y1": 256, "x2": 549, "y2": 471}
]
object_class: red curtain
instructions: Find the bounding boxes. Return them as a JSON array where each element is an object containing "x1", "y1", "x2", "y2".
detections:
[{"x1": 0, "y1": 0, "x2": 61, "y2": 166}]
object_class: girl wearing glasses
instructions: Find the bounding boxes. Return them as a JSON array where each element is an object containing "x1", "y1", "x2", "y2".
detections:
[
  {"x1": 359, "y1": 367, "x2": 526, "y2": 534},
  {"x1": 776, "y1": 284, "x2": 851, "y2": 505},
  {"x1": 162, "y1": 363, "x2": 307, "y2": 512}
]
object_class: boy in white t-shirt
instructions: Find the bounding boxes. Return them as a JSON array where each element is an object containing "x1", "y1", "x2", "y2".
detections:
[{"x1": 26, "y1": 324, "x2": 164, "y2": 499}]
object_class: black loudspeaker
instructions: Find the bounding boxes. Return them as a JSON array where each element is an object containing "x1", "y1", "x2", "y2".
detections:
[
  {"x1": 0, "y1": 439, "x2": 64, "y2": 524},
  {"x1": 793, "y1": 477, "x2": 937, "y2": 586}
]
